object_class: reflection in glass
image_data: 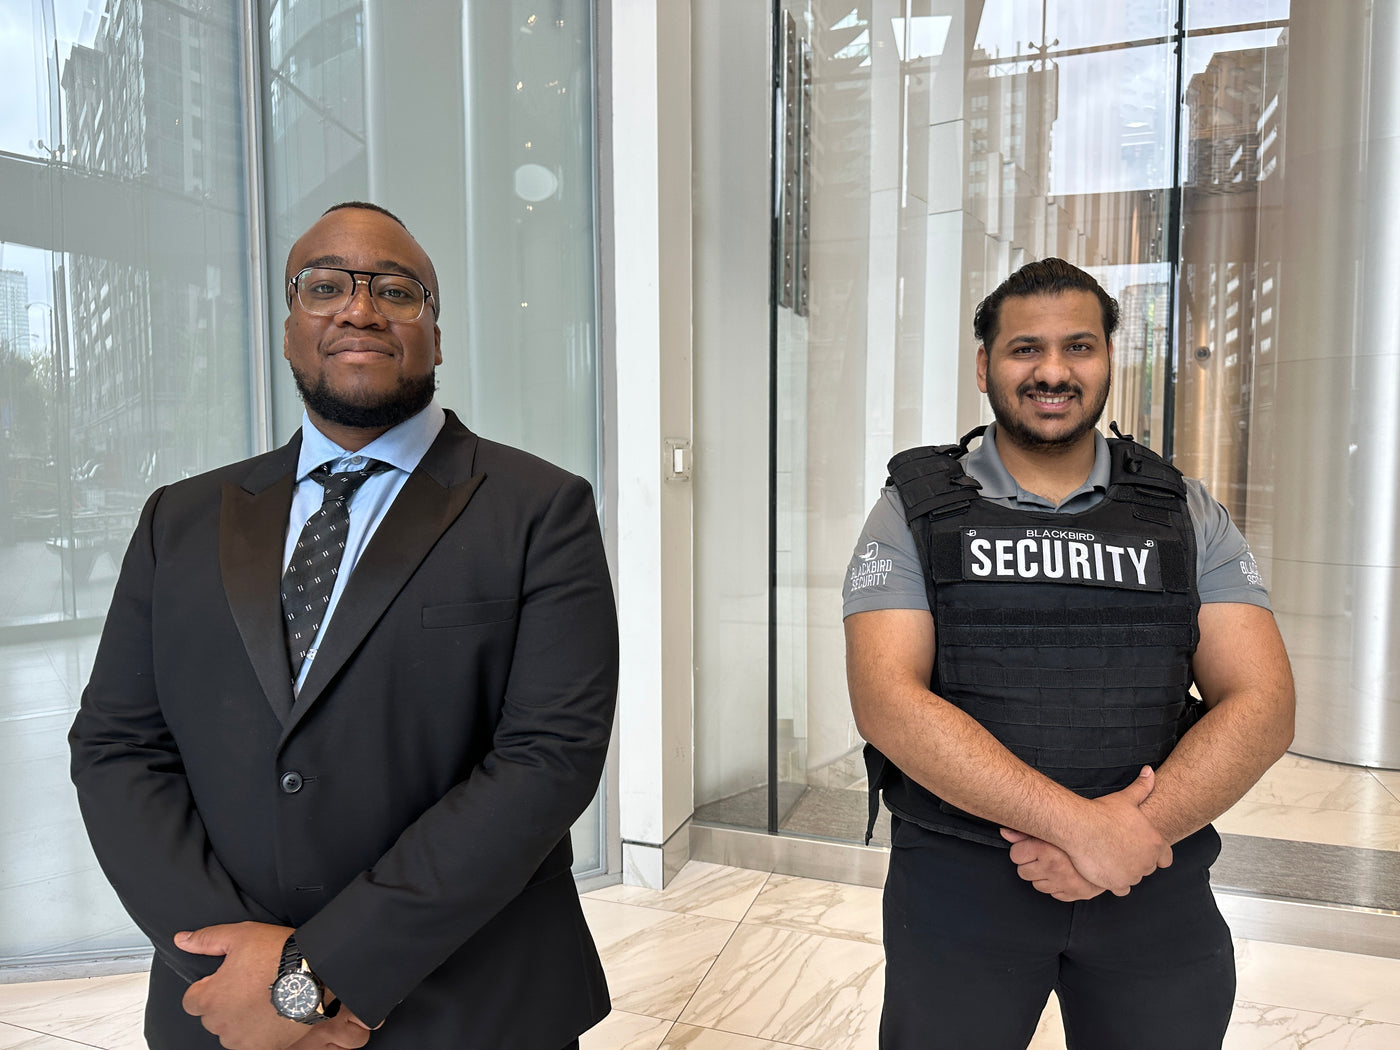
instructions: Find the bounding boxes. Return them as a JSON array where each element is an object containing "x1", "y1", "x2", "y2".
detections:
[
  {"x1": 706, "y1": 0, "x2": 1179, "y2": 846},
  {"x1": 702, "y1": 0, "x2": 1386, "y2": 849},
  {"x1": 1174, "y1": 24, "x2": 1288, "y2": 525},
  {"x1": 0, "y1": 0, "x2": 255, "y2": 967},
  {"x1": 258, "y1": 0, "x2": 605, "y2": 871}
]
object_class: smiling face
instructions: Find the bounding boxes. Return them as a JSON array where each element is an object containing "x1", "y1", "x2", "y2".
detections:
[
  {"x1": 283, "y1": 207, "x2": 442, "y2": 448},
  {"x1": 976, "y1": 290, "x2": 1111, "y2": 456}
]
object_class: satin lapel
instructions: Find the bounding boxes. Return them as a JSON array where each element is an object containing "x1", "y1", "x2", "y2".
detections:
[
  {"x1": 284, "y1": 417, "x2": 484, "y2": 737},
  {"x1": 219, "y1": 442, "x2": 300, "y2": 723}
]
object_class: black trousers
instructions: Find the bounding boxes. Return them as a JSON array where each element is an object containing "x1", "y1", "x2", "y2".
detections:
[{"x1": 880, "y1": 817, "x2": 1235, "y2": 1050}]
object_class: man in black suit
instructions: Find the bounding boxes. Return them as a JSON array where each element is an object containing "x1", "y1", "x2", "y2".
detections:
[{"x1": 69, "y1": 202, "x2": 618, "y2": 1050}]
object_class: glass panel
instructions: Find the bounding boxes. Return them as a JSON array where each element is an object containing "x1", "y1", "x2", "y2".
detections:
[
  {"x1": 0, "y1": 0, "x2": 255, "y2": 966},
  {"x1": 980, "y1": 0, "x2": 1175, "y2": 65},
  {"x1": 1185, "y1": 0, "x2": 1289, "y2": 32},
  {"x1": 750, "y1": 0, "x2": 1175, "y2": 845},
  {"x1": 1174, "y1": 5, "x2": 1289, "y2": 526},
  {"x1": 259, "y1": 0, "x2": 605, "y2": 873},
  {"x1": 747, "y1": 0, "x2": 1400, "y2": 894}
]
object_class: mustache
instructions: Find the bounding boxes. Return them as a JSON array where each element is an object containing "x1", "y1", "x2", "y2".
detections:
[{"x1": 1019, "y1": 383, "x2": 1079, "y2": 396}]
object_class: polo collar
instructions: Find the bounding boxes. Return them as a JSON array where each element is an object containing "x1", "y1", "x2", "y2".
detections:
[{"x1": 964, "y1": 422, "x2": 1111, "y2": 508}]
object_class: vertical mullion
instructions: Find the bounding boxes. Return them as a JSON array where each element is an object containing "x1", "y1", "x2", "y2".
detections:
[
  {"x1": 1162, "y1": 0, "x2": 1188, "y2": 462},
  {"x1": 239, "y1": 0, "x2": 272, "y2": 454},
  {"x1": 767, "y1": 0, "x2": 783, "y2": 836}
]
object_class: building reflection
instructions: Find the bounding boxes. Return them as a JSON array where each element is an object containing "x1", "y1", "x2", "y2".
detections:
[{"x1": 0, "y1": 0, "x2": 252, "y2": 625}]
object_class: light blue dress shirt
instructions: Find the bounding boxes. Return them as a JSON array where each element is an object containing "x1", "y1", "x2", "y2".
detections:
[{"x1": 283, "y1": 401, "x2": 446, "y2": 692}]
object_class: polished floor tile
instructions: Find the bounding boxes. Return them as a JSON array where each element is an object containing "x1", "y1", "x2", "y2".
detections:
[
  {"x1": 1215, "y1": 799, "x2": 1400, "y2": 852},
  {"x1": 7, "y1": 864, "x2": 1400, "y2": 1049},
  {"x1": 0, "y1": 974, "x2": 145, "y2": 1050},
  {"x1": 585, "y1": 860, "x2": 770, "y2": 922},
  {"x1": 677, "y1": 923, "x2": 883, "y2": 1050},
  {"x1": 0, "y1": 1024, "x2": 98, "y2": 1049},
  {"x1": 661, "y1": 1025, "x2": 797, "y2": 1049},
  {"x1": 1373, "y1": 768, "x2": 1400, "y2": 806},
  {"x1": 580, "y1": 898, "x2": 737, "y2": 1020},
  {"x1": 742, "y1": 874, "x2": 882, "y2": 945},
  {"x1": 1234, "y1": 939, "x2": 1400, "y2": 1025},
  {"x1": 581, "y1": 1009, "x2": 673, "y2": 1050},
  {"x1": 1224, "y1": 1004, "x2": 1400, "y2": 1049},
  {"x1": 1025, "y1": 993, "x2": 1067, "y2": 1050},
  {"x1": 1241, "y1": 755, "x2": 1400, "y2": 816}
]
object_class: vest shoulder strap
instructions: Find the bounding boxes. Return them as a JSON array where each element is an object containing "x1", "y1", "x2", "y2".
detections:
[
  {"x1": 1106, "y1": 436, "x2": 1187, "y2": 501},
  {"x1": 1106, "y1": 436, "x2": 1196, "y2": 593},
  {"x1": 887, "y1": 427, "x2": 985, "y2": 523}
]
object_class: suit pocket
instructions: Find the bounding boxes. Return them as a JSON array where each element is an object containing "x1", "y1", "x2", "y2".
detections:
[{"x1": 421, "y1": 599, "x2": 519, "y2": 628}]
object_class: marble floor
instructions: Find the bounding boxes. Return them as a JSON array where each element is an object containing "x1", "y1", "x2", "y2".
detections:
[
  {"x1": 4, "y1": 860, "x2": 1400, "y2": 1049},
  {"x1": 1218, "y1": 753, "x2": 1400, "y2": 853}
]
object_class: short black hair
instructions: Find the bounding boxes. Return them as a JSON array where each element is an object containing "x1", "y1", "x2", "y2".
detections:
[
  {"x1": 313, "y1": 201, "x2": 440, "y2": 315},
  {"x1": 973, "y1": 258, "x2": 1119, "y2": 347},
  {"x1": 322, "y1": 200, "x2": 409, "y2": 229}
]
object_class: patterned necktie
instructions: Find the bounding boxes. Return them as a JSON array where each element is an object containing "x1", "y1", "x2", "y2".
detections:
[{"x1": 281, "y1": 460, "x2": 390, "y2": 678}]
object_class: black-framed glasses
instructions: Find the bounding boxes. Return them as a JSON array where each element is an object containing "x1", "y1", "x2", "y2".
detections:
[{"x1": 287, "y1": 267, "x2": 438, "y2": 322}]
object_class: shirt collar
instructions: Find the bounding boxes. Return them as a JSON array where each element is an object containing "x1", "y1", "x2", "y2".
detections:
[
  {"x1": 296, "y1": 401, "x2": 446, "y2": 480},
  {"x1": 964, "y1": 422, "x2": 1111, "y2": 507}
]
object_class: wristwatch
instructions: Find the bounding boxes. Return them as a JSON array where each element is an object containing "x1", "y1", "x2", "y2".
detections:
[{"x1": 270, "y1": 934, "x2": 341, "y2": 1025}]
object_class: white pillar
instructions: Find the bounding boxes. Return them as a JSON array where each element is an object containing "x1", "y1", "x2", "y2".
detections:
[{"x1": 605, "y1": 0, "x2": 695, "y2": 887}]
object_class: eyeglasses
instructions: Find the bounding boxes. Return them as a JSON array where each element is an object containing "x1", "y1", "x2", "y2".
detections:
[{"x1": 287, "y1": 267, "x2": 437, "y2": 322}]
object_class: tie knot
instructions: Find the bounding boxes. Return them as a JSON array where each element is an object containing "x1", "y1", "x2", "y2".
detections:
[{"x1": 310, "y1": 460, "x2": 390, "y2": 504}]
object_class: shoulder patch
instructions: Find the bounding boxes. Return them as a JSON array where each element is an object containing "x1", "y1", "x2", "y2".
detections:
[{"x1": 849, "y1": 541, "x2": 895, "y2": 592}]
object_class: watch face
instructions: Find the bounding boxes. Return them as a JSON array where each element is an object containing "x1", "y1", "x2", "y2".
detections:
[{"x1": 272, "y1": 972, "x2": 320, "y2": 1020}]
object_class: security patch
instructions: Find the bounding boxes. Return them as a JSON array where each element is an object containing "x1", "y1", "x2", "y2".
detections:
[
  {"x1": 961, "y1": 526, "x2": 1163, "y2": 591},
  {"x1": 849, "y1": 541, "x2": 893, "y2": 592}
]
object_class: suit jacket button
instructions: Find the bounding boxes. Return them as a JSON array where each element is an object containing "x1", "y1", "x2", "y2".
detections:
[{"x1": 280, "y1": 771, "x2": 304, "y2": 794}]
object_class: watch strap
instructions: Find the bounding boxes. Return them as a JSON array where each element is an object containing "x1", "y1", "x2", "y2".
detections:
[
  {"x1": 277, "y1": 934, "x2": 304, "y2": 978},
  {"x1": 272, "y1": 934, "x2": 339, "y2": 1024}
]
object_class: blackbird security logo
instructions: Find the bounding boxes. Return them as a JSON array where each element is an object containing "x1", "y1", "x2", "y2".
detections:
[
  {"x1": 1239, "y1": 550, "x2": 1263, "y2": 587},
  {"x1": 850, "y1": 541, "x2": 893, "y2": 592}
]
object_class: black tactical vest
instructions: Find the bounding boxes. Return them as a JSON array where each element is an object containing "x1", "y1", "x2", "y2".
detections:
[{"x1": 865, "y1": 427, "x2": 1201, "y2": 847}]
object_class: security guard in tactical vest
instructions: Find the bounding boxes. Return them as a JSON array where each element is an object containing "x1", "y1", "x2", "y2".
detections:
[{"x1": 843, "y1": 258, "x2": 1295, "y2": 1050}]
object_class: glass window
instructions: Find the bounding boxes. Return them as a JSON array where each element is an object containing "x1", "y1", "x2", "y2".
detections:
[
  {"x1": 259, "y1": 0, "x2": 605, "y2": 871},
  {"x1": 1, "y1": 0, "x2": 607, "y2": 972},
  {"x1": 698, "y1": 0, "x2": 1400, "y2": 902},
  {"x1": 0, "y1": 0, "x2": 256, "y2": 966},
  {"x1": 696, "y1": 0, "x2": 1176, "y2": 844}
]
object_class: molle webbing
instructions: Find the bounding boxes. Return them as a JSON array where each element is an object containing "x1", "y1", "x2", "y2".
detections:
[
  {"x1": 888, "y1": 443, "x2": 983, "y2": 523},
  {"x1": 1107, "y1": 439, "x2": 1194, "y2": 593}
]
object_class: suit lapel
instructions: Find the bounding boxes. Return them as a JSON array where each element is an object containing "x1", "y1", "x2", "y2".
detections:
[
  {"x1": 284, "y1": 414, "x2": 484, "y2": 738},
  {"x1": 220, "y1": 438, "x2": 301, "y2": 723}
]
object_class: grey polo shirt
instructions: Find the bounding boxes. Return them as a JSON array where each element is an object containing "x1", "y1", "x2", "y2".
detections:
[{"x1": 843, "y1": 423, "x2": 1270, "y2": 617}]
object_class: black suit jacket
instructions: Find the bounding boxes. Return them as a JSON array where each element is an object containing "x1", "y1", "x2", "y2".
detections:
[{"x1": 69, "y1": 411, "x2": 617, "y2": 1048}]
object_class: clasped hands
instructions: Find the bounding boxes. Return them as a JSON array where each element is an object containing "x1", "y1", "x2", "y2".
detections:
[
  {"x1": 999, "y1": 766, "x2": 1173, "y2": 903},
  {"x1": 176, "y1": 922, "x2": 376, "y2": 1050}
]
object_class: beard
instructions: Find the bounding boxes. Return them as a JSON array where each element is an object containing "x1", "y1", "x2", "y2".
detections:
[
  {"x1": 984, "y1": 368, "x2": 1110, "y2": 453},
  {"x1": 291, "y1": 363, "x2": 437, "y2": 431}
]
